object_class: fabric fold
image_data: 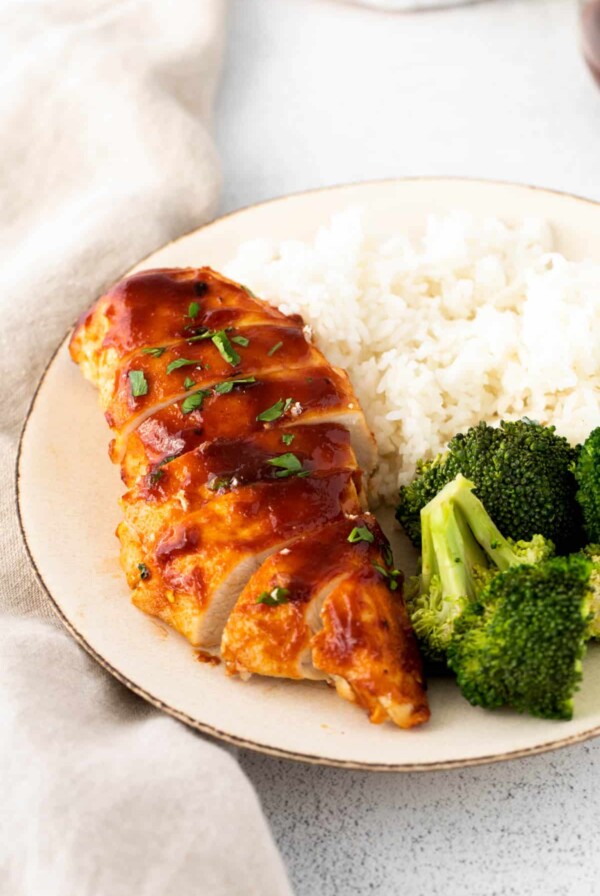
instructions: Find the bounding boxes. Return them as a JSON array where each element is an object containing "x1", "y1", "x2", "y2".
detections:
[{"x1": 0, "y1": 2, "x2": 292, "y2": 892}]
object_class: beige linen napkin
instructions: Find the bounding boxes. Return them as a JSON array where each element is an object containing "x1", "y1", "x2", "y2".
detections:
[{"x1": 0, "y1": 2, "x2": 291, "y2": 893}]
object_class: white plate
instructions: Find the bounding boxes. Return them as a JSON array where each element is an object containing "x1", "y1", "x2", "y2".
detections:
[{"x1": 17, "y1": 178, "x2": 600, "y2": 770}]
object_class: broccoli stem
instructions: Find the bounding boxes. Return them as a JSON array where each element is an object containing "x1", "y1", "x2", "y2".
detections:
[
  {"x1": 429, "y1": 474, "x2": 524, "y2": 571},
  {"x1": 421, "y1": 488, "x2": 488, "y2": 604}
]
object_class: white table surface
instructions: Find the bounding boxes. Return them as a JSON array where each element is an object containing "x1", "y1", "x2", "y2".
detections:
[{"x1": 215, "y1": 1, "x2": 600, "y2": 894}]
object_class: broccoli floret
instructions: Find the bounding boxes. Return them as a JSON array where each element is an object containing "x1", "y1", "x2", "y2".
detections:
[
  {"x1": 396, "y1": 420, "x2": 582, "y2": 553},
  {"x1": 406, "y1": 474, "x2": 554, "y2": 661},
  {"x1": 573, "y1": 427, "x2": 600, "y2": 544},
  {"x1": 447, "y1": 556, "x2": 594, "y2": 720}
]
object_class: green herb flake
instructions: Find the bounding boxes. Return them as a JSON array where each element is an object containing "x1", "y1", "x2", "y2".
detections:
[
  {"x1": 267, "y1": 341, "x2": 283, "y2": 357},
  {"x1": 141, "y1": 346, "x2": 166, "y2": 358},
  {"x1": 242, "y1": 285, "x2": 257, "y2": 298},
  {"x1": 186, "y1": 328, "x2": 213, "y2": 343},
  {"x1": 372, "y1": 563, "x2": 389, "y2": 578},
  {"x1": 128, "y1": 370, "x2": 148, "y2": 398},
  {"x1": 282, "y1": 433, "x2": 294, "y2": 446},
  {"x1": 148, "y1": 454, "x2": 178, "y2": 485},
  {"x1": 347, "y1": 526, "x2": 374, "y2": 545},
  {"x1": 167, "y1": 358, "x2": 199, "y2": 375},
  {"x1": 138, "y1": 563, "x2": 151, "y2": 581},
  {"x1": 231, "y1": 335, "x2": 249, "y2": 347},
  {"x1": 188, "y1": 301, "x2": 200, "y2": 320},
  {"x1": 212, "y1": 330, "x2": 240, "y2": 367},
  {"x1": 256, "y1": 396, "x2": 293, "y2": 423},
  {"x1": 256, "y1": 586, "x2": 290, "y2": 606},
  {"x1": 214, "y1": 376, "x2": 256, "y2": 395},
  {"x1": 181, "y1": 390, "x2": 209, "y2": 415},
  {"x1": 267, "y1": 453, "x2": 303, "y2": 479},
  {"x1": 183, "y1": 376, "x2": 196, "y2": 391}
]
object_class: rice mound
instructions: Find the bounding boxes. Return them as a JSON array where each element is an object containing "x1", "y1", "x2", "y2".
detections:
[{"x1": 225, "y1": 209, "x2": 600, "y2": 504}]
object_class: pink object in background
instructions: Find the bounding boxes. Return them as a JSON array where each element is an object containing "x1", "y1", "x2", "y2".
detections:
[
  {"x1": 345, "y1": 0, "x2": 481, "y2": 9},
  {"x1": 581, "y1": 0, "x2": 600, "y2": 87}
]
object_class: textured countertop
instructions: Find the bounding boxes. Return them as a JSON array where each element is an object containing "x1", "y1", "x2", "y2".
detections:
[{"x1": 215, "y1": 1, "x2": 600, "y2": 893}]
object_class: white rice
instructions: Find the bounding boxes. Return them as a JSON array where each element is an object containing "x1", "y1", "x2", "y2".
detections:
[{"x1": 224, "y1": 209, "x2": 600, "y2": 504}]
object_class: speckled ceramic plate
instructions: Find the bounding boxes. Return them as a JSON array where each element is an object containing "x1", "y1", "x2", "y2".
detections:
[{"x1": 17, "y1": 178, "x2": 600, "y2": 770}]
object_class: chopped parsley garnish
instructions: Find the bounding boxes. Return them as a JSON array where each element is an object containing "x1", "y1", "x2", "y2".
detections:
[
  {"x1": 282, "y1": 433, "x2": 294, "y2": 446},
  {"x1": 141, "y1": 346, "x2": 166, "y2": 358},
  {"x1": 212, "y1": 330, "x2": 240, "y2": 366},
  {"x1": 214, "y1": 376, "x2": 256, "y2": 394},
  {"x1": 166, "y1": 358, "x2": 199, "y2": 375},
  {"x1": 148, "y1": 454, "x2": 178, "y2": 485},
  {"x1": 181, "y1": 390, "x2": 209, "y2": 414},
  {"x1": 129, "y1": 370, "x2": 148, "y2": 398},
  {"x1": 183, "y1": 376, "x2": 196, "y2": 391},
  {"x1": 256, "y1": 586, "x2": 290, "y2": 606},
  {"x1": 188, "y1": 301, "x2": 200, "y2": 320},
  {"x1": 267, "y1": 341, "x2": 283, "y2": 357},
  {"x1": 242, "y1": 285, "x2": 257, "y2": 298},
  {"x1": 138, "y1": 563, "x2": 151, "y2": 581},
  {"x1": 193, "y1": 281, "x2": 208, "y2": 297},
  {"x1": 383, "y1": 544, "x2": 394, "y2": 568},
  {"x1": 231, "y1": 335, "x2": 249, "y2": 347},
  {"x1": 267, "y1": 452, "x2": 304, "y2": 478},
  {"x1": 256, "y1": 396, "x2": 293, "y2": 423},
  {"x1": 186, "y1": 328, "x2": 213, "y2": 342},
  {"x1": 347, "y1": 526, "x2": 374, "y2": 544},
  {"x1": 371, "y1": 560, "x2": 401, "y2": 591}
]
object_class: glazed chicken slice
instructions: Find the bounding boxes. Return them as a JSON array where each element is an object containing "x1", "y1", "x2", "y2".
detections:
[
  {"x1": 119, "y1": 425, "x2": 363, "y2": 644},
  {"x1": 120, "y1": 470, "x2": 363, "y2": 645},
  {"x1": 71, "y1": 266, "x2": 429, "y2": 729},
  {"x1": 117, "y1": 365, "x2": 377, "y2": 485},
  {"x1": 70, "y1": 267, "x2": 298, "y2": 398},
  {"x1": 221, "y1": 515, "x2": 429, "y2": 728}
]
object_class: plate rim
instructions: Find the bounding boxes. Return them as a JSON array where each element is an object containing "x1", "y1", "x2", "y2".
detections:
[{"x1": 16, "y1": 176, "x2": 600, "y2": 772}]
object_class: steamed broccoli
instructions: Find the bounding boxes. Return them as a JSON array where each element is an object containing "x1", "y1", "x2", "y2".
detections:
[
  {"x1": 447, "y1": 556, "x2": 595, "y2": 720},
  {"x1": 406, "y1": 473, "x2": 554, "y2": 661},
  {"x1": 396, "y1": 419, "x2": 582, "y2": 553},
  {"x1": 573, "y1": 427, "x2": 600, "y2": 544}
]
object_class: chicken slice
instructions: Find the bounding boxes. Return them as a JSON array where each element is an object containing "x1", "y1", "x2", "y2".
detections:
[
  {"x1": 103, "y1": 322, "x2": 328, "y2": 434},
  {"x1": 116, "y1": 366, "x2": 377, "y2": 484},
  {"x1": 120, "y1": 471, "x2": 362, "y2": 646},
  {"x1": 121, "y1": 424, "x2": 364, "y2": 547},
  {"x1": 70, "y1": 267, "x2": 296, "y2": 394},
  {"x1": 221, "y1": 515, "x2": 429, "y2": 729}
]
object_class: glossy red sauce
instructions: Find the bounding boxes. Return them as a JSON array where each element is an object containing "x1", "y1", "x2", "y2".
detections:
[
  {"x1": 154, "y1": 471, "x2": 359, "y2": 565},
  {"x1": 138, "y1": 424, "x2": 356, "y2": 503},
  {"x1": 127, "y1": 367, "x2": 352, "y2": 471},
  {"x1": 94, "y1": 268, "x2": 300, "y2": 356},
  {"x1": 113, "y1": 323, "x2": 322, "y2": 424},
  {"x1": 249, "y1": 515, "x2": 391, "y2": 606}
]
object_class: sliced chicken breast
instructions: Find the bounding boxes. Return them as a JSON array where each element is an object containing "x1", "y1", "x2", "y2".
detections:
[{"x1": 71, "y1": 265, "x2": 428, "y2": 730}]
